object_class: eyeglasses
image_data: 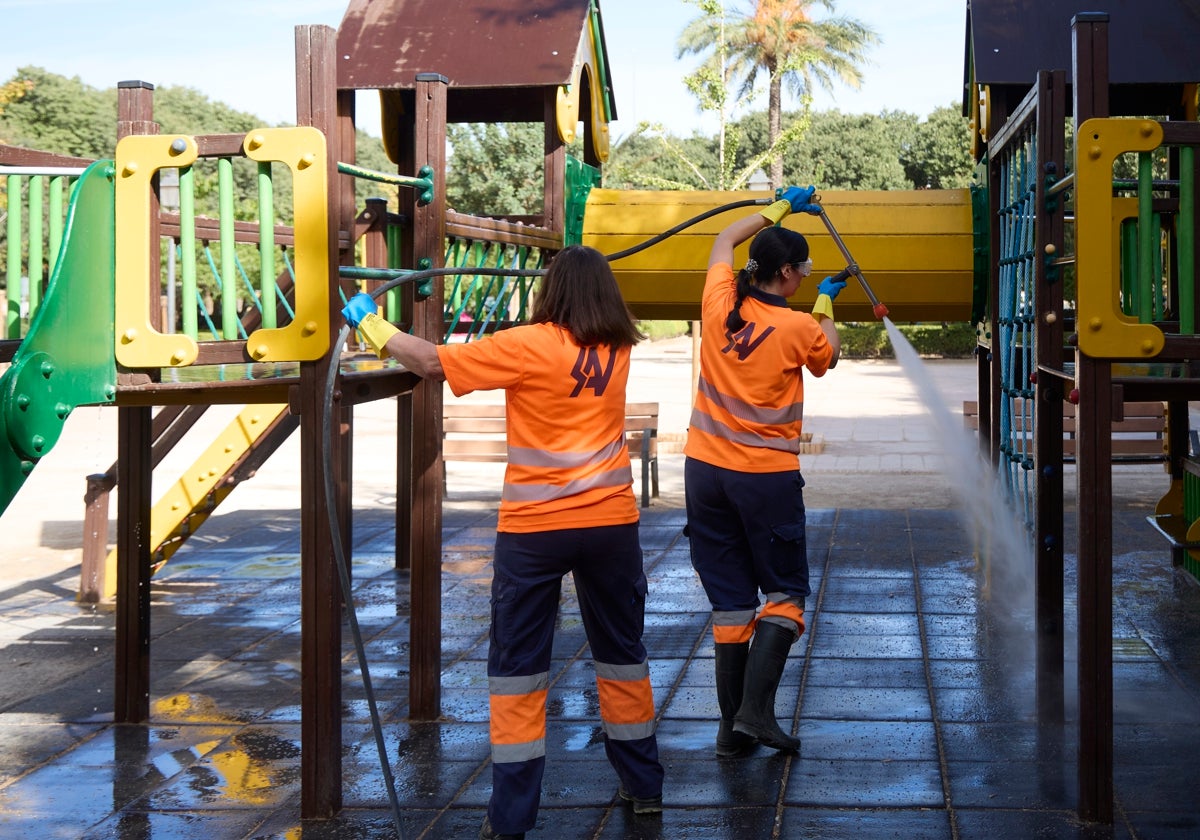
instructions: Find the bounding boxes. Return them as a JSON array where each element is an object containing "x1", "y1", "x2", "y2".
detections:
[{"x1": 789, "y1": 259, "x2": 813, "y2": 277}]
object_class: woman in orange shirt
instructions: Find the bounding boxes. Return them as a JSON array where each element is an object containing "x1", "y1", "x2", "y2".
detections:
[
  {"x1": 343, "y1": 245, "x2": 663, "y2": 840},
  {"x1": 684, "y1": 186, "x2": 844, "y2": 757}
]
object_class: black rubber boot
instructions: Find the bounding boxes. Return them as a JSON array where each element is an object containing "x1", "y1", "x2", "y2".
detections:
[
  {"x1": 733, "y1": 621, "x2": 801, "y2": 752},
  {"x1": 714, "y1": 641, "x2": 755, "y2": 757}
]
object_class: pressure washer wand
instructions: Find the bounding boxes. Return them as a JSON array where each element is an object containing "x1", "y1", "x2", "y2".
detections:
[{"x1": 814, "y1": 208, "x2": 889, "y2": 320}]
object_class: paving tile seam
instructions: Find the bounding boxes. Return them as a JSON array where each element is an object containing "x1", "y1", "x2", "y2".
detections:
[{"x1": 903, "y1": 508, "x2": 961, "y2": 839}]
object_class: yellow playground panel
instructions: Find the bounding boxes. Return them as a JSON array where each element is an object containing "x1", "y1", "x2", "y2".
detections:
[{"x1": 584, "y1": 188, "x2": 975, "y2": 323}]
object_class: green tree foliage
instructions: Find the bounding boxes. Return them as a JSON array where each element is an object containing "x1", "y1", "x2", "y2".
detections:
[
  {"x1": 789, "y1": 110, "x2": 915, "y2": 190},
  {"x1": 0, "y1": 78, "x2": 34, "y2": 142},
  {"x1": 445, "y1": 122, "x2": 547, "y2": 215},
  {"x1": 605, "y1": 126, "x2": 722, "y2": 190},
  {"x1": 0, "y1": 67, "x2": 116, "y2": 158},
  {"x1": 679, "y1": 0, "x2": 878, "y2": 186},
  {"x1": 734, "y1": 109, "x2": 917, "y2": 190},
  {"x1": 901, "y1": 104, "x2": 974, "y2": 189}
]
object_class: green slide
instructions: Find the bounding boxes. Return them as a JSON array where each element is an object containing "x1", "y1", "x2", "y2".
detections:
[{"x1": 0, "y1": 161, "x2": 117, "y2": 514}]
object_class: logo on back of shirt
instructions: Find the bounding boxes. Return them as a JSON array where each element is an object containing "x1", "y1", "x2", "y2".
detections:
[
  {"x1": 722, "y1": 322, "x2": 775, "y2": 360},
  {"x1": 569, "y1": 346, "x2": 616, "y2": 397}
]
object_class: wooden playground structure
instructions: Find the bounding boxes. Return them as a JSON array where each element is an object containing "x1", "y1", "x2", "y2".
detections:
[
  {"x1": 966, "y1": 0, "x2": 1200, "y2": 824},
  {"x1": 1, "y1": 0, "x2": 1198, "y2": 827}
]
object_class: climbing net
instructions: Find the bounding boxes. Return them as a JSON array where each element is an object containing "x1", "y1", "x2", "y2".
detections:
[{"x1": 996, "y1": 126, "x2": 1038, "y2": 527}]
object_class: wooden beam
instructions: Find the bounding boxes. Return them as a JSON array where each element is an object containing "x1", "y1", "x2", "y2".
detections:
[
  {"x1": 113, "y1": 80, "x2": 157, "y2": 724},
  {"x1": 294, "y1": 23, "x2": 344, "y2": 819},
  {"x1": 1071, "y1": 12, "x2": 1114, "y2": 825},
  {"x1": 1034, "y1": 69, "x2": 1067, "y2": 725},
  {"x1": 409, "y1": 72, "x2": 449, "y2": 722}
]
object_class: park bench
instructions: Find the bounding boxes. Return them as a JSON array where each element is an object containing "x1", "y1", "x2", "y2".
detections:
[
  {"x1": 442, "y1": 401, "x2": 660, "y2": 507},
  {"x1": 962, "y1": 398, "x2": 1167, "y2": 462}
]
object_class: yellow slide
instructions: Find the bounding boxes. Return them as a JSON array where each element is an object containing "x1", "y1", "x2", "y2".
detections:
[
  {"x1": 99, "y1": 404, "x2": 296, "y2": 599},
  {"x1": 585, "y1": 188, "x2": 975, "y2": 323}
]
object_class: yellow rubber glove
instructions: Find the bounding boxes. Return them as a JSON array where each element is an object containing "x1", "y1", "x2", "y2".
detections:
[
  {"x1": 760, "y1": 199, "x2": 792, "y2": 226},
  {"x1": 357, "y1": 312, "x2": 400, "y2": 358},
  {"x1": 811, "y1": 294, "x2": 835, "y2": 322}
]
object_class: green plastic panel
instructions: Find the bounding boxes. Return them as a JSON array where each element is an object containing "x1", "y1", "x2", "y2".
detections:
[
  {"x1": 0, "y1": 160, "x2": 117, "y2": 515},
  {"x1": 564, "y1": 155, "x2": 602, "y2": 246}
]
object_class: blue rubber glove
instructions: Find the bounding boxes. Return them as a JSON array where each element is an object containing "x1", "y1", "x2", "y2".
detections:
[
  {"x1": 779, "y1": 185, "x2": 821, "y2": 215},
  {"x1": 341, "y1": 292, "x2": 376, "y2": 327},
  {"x1": 817, "y1": 275, "x2": 848, "y2": 299}
]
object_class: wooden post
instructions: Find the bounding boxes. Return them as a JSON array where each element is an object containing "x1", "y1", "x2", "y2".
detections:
[
  {"x1": 363, "y1": 197, "x2": 390, "y2": 279},
  {"x1": 114, "y1": 80, "x2": 157, "y2": 724},
  {"x1": 79, "y1": 474, "x2": 113, "y2": 603},
  {"x1": 114, "y1": 406, "x2": 152, "y2": 722},
  {"x1": 1071, "y1": 12, "x2": 1114, "y2": 824},
  {"x1": 393, "y1": 91, "x2": 417, "y2": 575},
  {"x1": 1033, "y1": 69, "x2": 1066, "y2": 725},
  {"x1": 543, "y1": 89, "x2": 565, "y2": 237},
  {"x1": 408, "y1": 72, "x2": 449, "y2": 721},
  {"x1": 294, "y1": 23, "x2": 346, "y2": 818}
]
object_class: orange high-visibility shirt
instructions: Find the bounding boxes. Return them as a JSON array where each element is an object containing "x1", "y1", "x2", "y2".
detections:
[
  {"x1": 437, "y1": 323, "x2": 639, "y2": 532},
  {"x1": 684, "y1": 261, "x2": 833, "y2": 473}
]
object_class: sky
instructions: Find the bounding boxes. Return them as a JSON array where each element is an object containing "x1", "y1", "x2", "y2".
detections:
[{"x1": 1, "y1": 0, "x2": 969, "y2": 140}]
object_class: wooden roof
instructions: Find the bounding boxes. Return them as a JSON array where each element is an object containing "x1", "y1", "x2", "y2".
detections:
[
  {"x1": 336, "y1": 0, "x2": 616, "y2": 123},
  {"x1": 966, "y1": 0, "x2": 1200, "y2": 114}
]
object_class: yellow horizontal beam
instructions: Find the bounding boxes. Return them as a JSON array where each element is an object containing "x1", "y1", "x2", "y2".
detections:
[{"x1": 584, "y1": 189, "x2": 975, "y2": 322}]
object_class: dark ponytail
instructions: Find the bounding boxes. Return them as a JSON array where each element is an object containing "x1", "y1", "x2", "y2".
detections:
[
  {"x1": 725, "y1": 267, "x2": 756, "y2": 332},
  {"x1": 724, "y1": 227, "x2": 810, "y2": 334}
]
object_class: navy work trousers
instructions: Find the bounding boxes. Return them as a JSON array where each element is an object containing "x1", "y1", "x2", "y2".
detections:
[
  {"x1": 487, "y1": 523, "x2": 663, "y2": 834},
  {"x1": 684, "y1": 457, "x2": 811, "y2": 613}
]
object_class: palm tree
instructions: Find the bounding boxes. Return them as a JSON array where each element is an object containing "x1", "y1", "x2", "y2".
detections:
[{"x1": 678, "y1": 0, "x2": 878, "y2": 187}]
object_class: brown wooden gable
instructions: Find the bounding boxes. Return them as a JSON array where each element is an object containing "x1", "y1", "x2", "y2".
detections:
[
  {"x1": 965, "y1": 0, "x2": 1200, "y2": 116},
  {"x1": 336, "y1": 0, "x2": 616, "y2": 122}
]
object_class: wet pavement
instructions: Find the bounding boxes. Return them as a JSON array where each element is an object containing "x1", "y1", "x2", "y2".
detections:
[{"x1": 2, "y1": 346, "x2": 1200, "y2": 838}]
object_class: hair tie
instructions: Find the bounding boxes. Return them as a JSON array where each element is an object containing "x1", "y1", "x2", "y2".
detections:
[{"x1": 744, "y1": 258, "x2": 758, "y2": 274}]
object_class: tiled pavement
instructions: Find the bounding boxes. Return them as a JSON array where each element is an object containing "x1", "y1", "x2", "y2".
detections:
[
  {"x1": 2, "y1": 349, "x2": 1200, "y2": 838},
  {"x1": 3, "y1": 496, "x2": 1200, "y2": 839}
]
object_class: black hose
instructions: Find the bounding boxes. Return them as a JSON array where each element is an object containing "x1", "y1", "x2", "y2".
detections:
[
  {"x1": 321, "y1": 325, "x2": 408, "y2": 840},
  {"x1": 603, "y1": 197, "x2": 771, "y2": 262}
]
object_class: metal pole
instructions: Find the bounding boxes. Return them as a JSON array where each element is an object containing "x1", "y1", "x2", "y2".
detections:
[{"x1": 814, "y1": 207, "x2": 889, "y2": 319}]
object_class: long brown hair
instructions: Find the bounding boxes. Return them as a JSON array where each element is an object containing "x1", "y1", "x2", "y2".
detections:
[{"x1": 531, "y1": 245, "x2": 644, "y2": 347}]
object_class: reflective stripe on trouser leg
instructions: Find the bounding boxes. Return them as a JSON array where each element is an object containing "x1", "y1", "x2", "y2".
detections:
[
  {"x1": 595, "y1": 660, "x2": 656, "y2": 741},
  {"x1": 487, "y1": 530, "x2": 572, "y2": 834},
  {"x1": 758, "y1": 593, "x2": 805, "y2": 639},
  {"x1": 712, "y1": 608, "x2": 756, "y2": 644},
  {"x1": 488, "y1": 672, "x2": 549, "y2": 833},
  {"x1": 595, "y1": 659, "x2": 662, "y2": 798},
  {"x1": 571, "y1": 523, "x2": 664, "y2": 800}
]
